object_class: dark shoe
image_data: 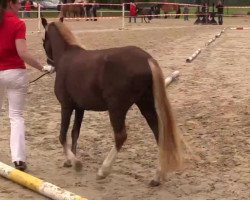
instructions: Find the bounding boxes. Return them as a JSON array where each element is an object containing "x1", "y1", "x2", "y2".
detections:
[{"x1": 14, "y1": 161, "x2": 27, "y2": 171}]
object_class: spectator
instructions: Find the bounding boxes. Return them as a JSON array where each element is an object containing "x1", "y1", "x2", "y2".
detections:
[
  {"x1": 91, "y1": 0, "x2": 99, "y2": 21},
  {"x1": 129, "y1": 1, "x2": 137, "y2": 23},
  {"x1": 24, "y1": 0, "x2": 31, "y2": 18},
  {"x1": 201, "y1": 2, "x2": 208, "y2": 23},
  {"x1": 216, "y1": 0, "x2": 224, "y2": 25},
  {"x1": 183, "y1": 5, "x2": 189, "y2": 21},
  {"x1": 175, "y1": 5, "x2": 181, "y2": 19},
  {"x1": 85, "y1": 0, "x2": 92, "y2": 21}
]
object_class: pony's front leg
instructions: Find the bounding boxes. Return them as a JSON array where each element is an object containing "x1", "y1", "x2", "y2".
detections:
[
  {"x1": 70, "y1": 109, "x2": 84, "y2": 171},
  {"x1": 71, "y1": 109, "x2": 84, "y2": 155},
  {"x1": 59, "y1": 106, "x2": 73, "y2": 167},
  {"x1": 59, "y1": 106, "x2": 82, "y2": 171},
  {"x1": 97, "y1": 109, "x2": 127, "y2": 179}
]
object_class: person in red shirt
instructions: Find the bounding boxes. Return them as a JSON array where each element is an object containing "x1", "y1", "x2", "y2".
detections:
[
  {"x1": 0, "y1": 0, "x2": 54, "y2": 171},
  {"x1": 129, "y1": 1, "x2": 137, "y2": 23},
  {"x1": 24, "y1": 0, "x2": 31, "y2": 18}
]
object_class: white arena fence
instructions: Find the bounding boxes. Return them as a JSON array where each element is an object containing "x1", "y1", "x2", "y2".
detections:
[
  {"x1": 18, "y1": 2, "x2": 201, "y2": 31},
  {"x1": 19, "y1": 2, "x2": 250, "y2": 32}
]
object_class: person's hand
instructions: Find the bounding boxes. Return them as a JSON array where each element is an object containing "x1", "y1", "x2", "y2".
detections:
[{"x1": 42, "y1": 65, "x2": 55, "y2": 74}]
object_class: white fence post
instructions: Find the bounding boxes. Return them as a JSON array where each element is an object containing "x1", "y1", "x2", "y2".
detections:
[
  {"x1": 122, "y1": 3, "x2": 125, "y2": 29},
  {"x1": 38, "y1": 4, "x2": 41, "y2": 32}
]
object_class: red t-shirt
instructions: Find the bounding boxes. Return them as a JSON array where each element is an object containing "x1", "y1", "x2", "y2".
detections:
[
  {"x1": 25, "y1": 2, "x2": 32, "y2": 11},
  {"x1": 130, "y1": 3, "x2": 137, "y2": 16},
  {"x1": 0, "y1": 11, "x2": 26, "y2": 71}
]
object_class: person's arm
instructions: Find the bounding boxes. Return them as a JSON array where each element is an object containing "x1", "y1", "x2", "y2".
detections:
[
  {"x1": 16, "y1": 39, "x2": 54, "y2": 73},
  {"x1": 16, "y1": 39, "x2": 43, "y2": 71}
]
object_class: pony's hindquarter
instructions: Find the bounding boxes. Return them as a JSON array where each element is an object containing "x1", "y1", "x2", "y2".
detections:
[{"x1": 148, "y1": 58, "x2": 183, "y2": 174}]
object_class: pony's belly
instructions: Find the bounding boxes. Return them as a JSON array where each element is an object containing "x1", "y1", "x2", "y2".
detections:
[
  {"x1": 85, "y1": 107, "x2": 108, "y2": 112},
  {"x1": 77, "y1": 100, "x2": 108, "y2": 111}
]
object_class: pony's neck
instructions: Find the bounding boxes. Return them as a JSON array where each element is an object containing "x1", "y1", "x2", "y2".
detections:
[{"x1": 49, "y1": 25, "x2": 68, "y2": 67}]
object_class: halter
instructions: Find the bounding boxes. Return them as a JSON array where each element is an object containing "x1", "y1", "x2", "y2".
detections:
[{"x1": 47, "y1": 56, "x2": 55, "y2": 66}]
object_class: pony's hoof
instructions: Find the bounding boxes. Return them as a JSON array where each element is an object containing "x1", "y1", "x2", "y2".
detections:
[
  {"x1": 63, "y1": 160, "x2": 72, "y2": 168},
  {"x1": 74, "y1": 160, "x2": 82, "y2": 172},
  {"x1": 149, "y1": 180, "x2": 161, "y2": 187},
  {"x1": 96, "y1": 169, "x2": 109, "y2": 180},
  {"x1": 96, "y1": 173, "x2": 107, "y2": 180}
]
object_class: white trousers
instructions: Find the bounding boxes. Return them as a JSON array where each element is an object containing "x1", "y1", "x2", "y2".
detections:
[{"x1": 0, "y1": 69, "x2": 28, "y2": 163}]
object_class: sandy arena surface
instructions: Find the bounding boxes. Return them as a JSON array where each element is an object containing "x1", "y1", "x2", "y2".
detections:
[{"x1": 0, "y1": 17, "x2": 250, "y2": 200}]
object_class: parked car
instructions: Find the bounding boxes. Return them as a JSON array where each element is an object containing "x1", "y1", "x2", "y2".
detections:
[
  {"x1": 38, "y1": 0, "x2": 59, "y2": 10},
  {"x1": 20, "y1": 0, "x2": 59, "y2": 10}
]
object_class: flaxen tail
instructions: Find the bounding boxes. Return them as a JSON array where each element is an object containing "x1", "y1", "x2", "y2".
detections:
[{"x1": 148, "y1": 58, "x2": 183, "y2": 174}]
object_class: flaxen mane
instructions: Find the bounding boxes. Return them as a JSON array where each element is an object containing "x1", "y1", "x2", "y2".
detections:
[{"x1": 52, "y1": 22, "x2": 79, "y2": 46}]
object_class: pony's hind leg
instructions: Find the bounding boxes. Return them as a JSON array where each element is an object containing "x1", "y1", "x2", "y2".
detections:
[
  {"x1": 136, "y1": 92, "x2": 162, "y2": 186},
  {"x1": 136, "y1": 90, "x2": 159, "y2": 142},
  {"x1": 97, "y1": 108, "x2": 127, "y2": 179}
]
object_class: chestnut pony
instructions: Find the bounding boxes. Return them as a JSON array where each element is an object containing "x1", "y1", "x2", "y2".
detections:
[
  {"x1": 159, "y1": 3, "x2": 180, "y2": 18},
  {"x1": 41, "y1": 18, "x2": 182, "y2": 186}
]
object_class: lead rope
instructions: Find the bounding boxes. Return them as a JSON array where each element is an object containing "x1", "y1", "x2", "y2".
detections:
[
  {"x1": 29, "y1": 72, "x2": 49, "y2": 84},
  {"x1": 29, "y1": 57, "x2": 54, "y2": 84}
]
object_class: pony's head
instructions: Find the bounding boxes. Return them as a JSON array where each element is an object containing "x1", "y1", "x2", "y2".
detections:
[
  {"x1": 41, "y1": 18, "x2": 54, "y2": 65},
  {"x1": 41, "y1": 17, "x2": 79, "y2": 65}
]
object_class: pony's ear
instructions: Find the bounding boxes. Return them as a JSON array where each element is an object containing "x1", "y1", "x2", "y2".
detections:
[
  {"x1": 41, "y1": 18, "x2": 48, "y2": 29},
  {"x1": 59, "y1": 17, "x2": 64, "y2": 23}
]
